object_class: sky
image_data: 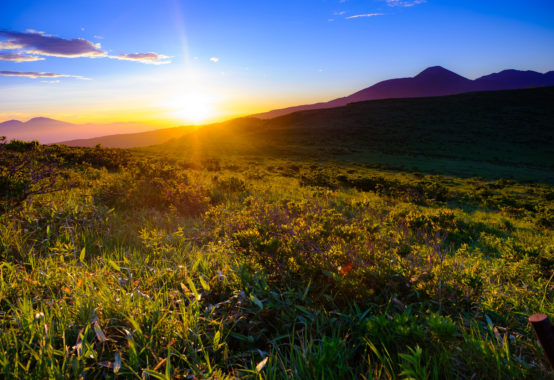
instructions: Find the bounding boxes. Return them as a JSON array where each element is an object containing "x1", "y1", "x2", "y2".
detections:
[{"x1": 1, "y1": 0, "x2": 554, "y2": 126}]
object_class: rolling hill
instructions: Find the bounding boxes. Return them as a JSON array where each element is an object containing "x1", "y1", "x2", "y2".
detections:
[{"x1": 158, "y1": 86, "x2": 554, "y2": 182}]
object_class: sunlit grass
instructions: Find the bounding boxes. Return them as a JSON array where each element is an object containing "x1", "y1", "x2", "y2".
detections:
[{"x1": 0, "y1": 142, "x2": 553, "y2": 378}]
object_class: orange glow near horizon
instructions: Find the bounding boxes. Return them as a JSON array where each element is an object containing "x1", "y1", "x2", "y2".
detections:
[{"x1": 0, "y1": 93, "x2": 309, "y2": 127}]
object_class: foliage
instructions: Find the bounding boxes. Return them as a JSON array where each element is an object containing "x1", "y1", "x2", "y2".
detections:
[{"x1": 0, "y1": 141, "x2": 553, "y2": 378}]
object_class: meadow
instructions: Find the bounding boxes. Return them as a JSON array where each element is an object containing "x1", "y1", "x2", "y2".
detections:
[
  {"x1": 1, "y1": 134, "x2": 553, "y2": 379},
  {"x1": 1, "y1": 87, "x2": 553, "y2": 379}
]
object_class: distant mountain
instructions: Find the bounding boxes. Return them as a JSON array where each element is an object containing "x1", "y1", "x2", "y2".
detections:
[
  {"x1": 473, "y1": 69, "x2": 554, "y2": 91},
  {"x1": 0, "y1": 119, "x2": 24, "y2": 128},
  {"x1": 253, "y1": 66, "x2": 554, "y2": 119},
  {"x1": 0, "y1": 117, "x2": 76, "y2": 128},
  {"x1": 0, "y1": 117, "x2": 162, "y2": 144},
  {"x1": 0, "y1": 117, "x2": 75, "y2": 143},
  {"x1": 26, "y1": 117, "x2": 74, "y2": 127}
]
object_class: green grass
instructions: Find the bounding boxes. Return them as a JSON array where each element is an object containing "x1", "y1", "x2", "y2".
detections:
[{"x1": 0, "y1": 138, "x2": 553, "y2": 378}]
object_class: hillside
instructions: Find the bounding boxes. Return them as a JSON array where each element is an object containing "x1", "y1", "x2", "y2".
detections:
[
  {"x1": 159, "y1": 86, "x2": 554, "y2": 183},
  {"x1": 253, "y1": 66, "x2": 554, "y2": 119}
]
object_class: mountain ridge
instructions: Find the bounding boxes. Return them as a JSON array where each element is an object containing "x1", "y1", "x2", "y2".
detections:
[{"x1": 253, "y1": 66, "x2": 554, "y2": 119}]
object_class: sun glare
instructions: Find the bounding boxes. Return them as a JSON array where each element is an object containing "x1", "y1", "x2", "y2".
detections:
[{"x1": 163, "y1": 91, "x2": 218, "y2": 124}]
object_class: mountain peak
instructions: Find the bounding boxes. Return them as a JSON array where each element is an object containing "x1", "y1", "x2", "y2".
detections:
[
  {"x1": 415, "y1": 66, "x2": 466, "y2": 80},
  {"x1": 28, "y1": 117, "x2": 58, "y2": 123},
  {"x1": 0, "y1": 119, "x2": 24, "y2": 128},
  {"x1": 24, "y1": 117, "x2": 74, "y2": 127}
]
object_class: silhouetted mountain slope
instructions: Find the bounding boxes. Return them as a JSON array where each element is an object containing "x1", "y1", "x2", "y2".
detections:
[
  {"x1": 254, "y1": 67, "x2": 554, "y2": 119},
  {"x1": 345, "y1": 66, "x2": 474, "y2": 103},
  {"x1": 473, "y1": 69, "x2": 554, "y2": 91}
]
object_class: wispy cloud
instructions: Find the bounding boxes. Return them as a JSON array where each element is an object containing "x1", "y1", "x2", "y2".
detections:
[
  {"x1": 386, "y1": 0, "x2": 426, "y2": 7},
  {"x1": 210, "y1": 57, "x2": 219, "y2": 62},
  {"x1": 26, "y1": 29, "x2": 45, "y2": 34},
  {"x1": 0, "y1": 30, "x2": 106, "y2": 58},
  {"x1": 346, "y1": 13, "x2": 383, "y2": 19},
  {"x1": 110, "y1": 52, "x2": 171, "y2": 65},
  {"x1": 0, "y1": 30, "x2": 171, "y2": 66},
  {"x1": 0, "y1": 70, "x2": 90, "y2": 80},
  {"x1": 0, "y1": 52, "x2": 44, "y2": 62}
]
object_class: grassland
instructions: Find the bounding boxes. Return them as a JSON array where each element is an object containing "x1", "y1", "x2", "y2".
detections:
[{"x1": 1, "y1": 88, "x2": 553, "y2": 378}]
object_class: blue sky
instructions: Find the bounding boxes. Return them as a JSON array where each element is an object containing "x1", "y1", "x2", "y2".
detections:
[{"x1": 1, "y1": 0, "x2": 554, "y2": 124}]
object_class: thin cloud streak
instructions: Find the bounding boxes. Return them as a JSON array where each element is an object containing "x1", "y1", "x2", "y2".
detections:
[
  {"x1": 0, "y1": 70, "x2": 90, "y2": 80},
  {"x1": 0, "y1": 52, "x2": 44, "y2": 62},
  {"x1": 346, "y1": 13, "x2": 383, "y2": 19},
  {"x1": 110, "y1": 52, "x2": 171, "y2": 64},
  {"x1": 386, "y1": 0, "x2": 426, "y2": 7}
]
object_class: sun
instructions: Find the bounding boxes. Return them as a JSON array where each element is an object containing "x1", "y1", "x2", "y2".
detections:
[{"x1": 163, "y1": 91, "x2": 218, "y2": 124}]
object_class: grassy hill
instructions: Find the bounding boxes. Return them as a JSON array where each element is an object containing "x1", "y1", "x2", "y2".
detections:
[
  {"x1": 0, "y1": 87, "x2": 553, "y2": 378},
  {"x1": 157, "y1": 86, "x2": 554, "y2": 183}
]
